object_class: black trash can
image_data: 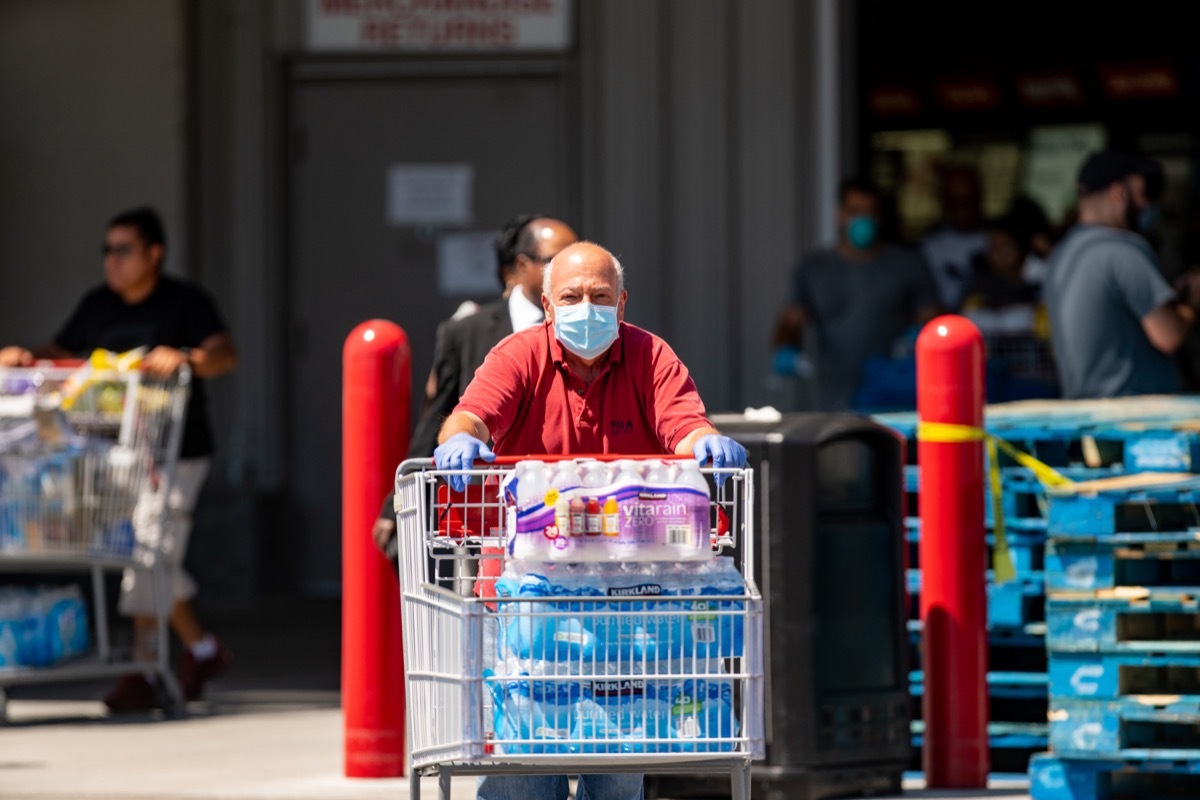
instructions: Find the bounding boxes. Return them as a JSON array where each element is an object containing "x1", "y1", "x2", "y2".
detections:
[{"x1": 650, "y1": 413, "x2": 911, "y2": 800}]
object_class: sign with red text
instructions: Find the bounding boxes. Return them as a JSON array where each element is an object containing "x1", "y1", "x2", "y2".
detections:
[
  {"x1": 1015, "y1": 71, "x2": 1085, "y2": 108},
  {"x1": 868, "y1": 87, "x2": 922, "y2": 117},
  {"x1": 934, "y1": 78, "x2": 1002, "y2": 111},
  {"x1": 306, "y1": 0, "x2": 573, "y2": 51},
  {"x1": 1097, "y1": 63, "x2": 1179, "y2": 100}
]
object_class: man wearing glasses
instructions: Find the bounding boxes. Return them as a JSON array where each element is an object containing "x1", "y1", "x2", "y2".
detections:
[{"x1": 0, "y1": 205, "x2": 238, "y2": 713}]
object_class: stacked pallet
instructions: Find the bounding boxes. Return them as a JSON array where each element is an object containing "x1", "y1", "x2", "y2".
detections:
[
  {"x1": 1030, "y1": 473, "x2": 1200, "y2": 799},
  {"x1": 874, "y1": 395, "x2": 1200, "y2": 778}
]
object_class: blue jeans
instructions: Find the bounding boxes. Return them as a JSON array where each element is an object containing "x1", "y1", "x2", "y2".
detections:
[{"x1": 475, "y1": 773, "x2": 643, "y2": 800}]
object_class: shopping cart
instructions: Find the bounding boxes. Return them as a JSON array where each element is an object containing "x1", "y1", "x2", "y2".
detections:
[
  {"x1": 393, "y1": 455, "x2": 764, "y2": 800},
  {"x1": 0, "y1": 361, "x2": 190, "y2": 718}
]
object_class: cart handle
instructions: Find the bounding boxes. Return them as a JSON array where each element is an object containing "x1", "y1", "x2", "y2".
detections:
[
  {"x1": 487, "y1": 453, "x2": 696, "y2": 465},
  {"x1": 397, "y1": 453, "x2": 697, "y2": 478}
]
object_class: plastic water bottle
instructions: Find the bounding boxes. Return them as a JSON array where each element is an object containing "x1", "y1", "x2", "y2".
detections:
[
  {"x1": 612, "y1": 459, "x2": 643, "y2": 485},
  {"x1": 583, "y1": 497, "x2": 600, "y2": 536},
  {"x1": 643, "y1": 459, "x2": 669, "y2": 485},
  {"x1": 554, "y1": 494, "x2": 570, "y2": 536},
  {"x1": 581, "y1": 460, "x2": 611, "y2": 491},
  {"x1": 569, "y1": 497, "x2": 585, "y2": 538},
  {"x1": 550, "y1": 461, "x2": 581, "y2": 494},
  {"x1": 548, "y1": 462, "x2": 581, "y2": 538},
  {"x1": 675, "y1": 460, "x2": 710, "y2": 496},
  {"x1": 673, "y1": 459, "x2": 712, "y2": 559},
  {"x1": 602, "y1": 496, "x2": 619, "y2": 537},
  {"x1": 511, "y1": 461, "x2": 551, "y2": 561},
  {"x1": 516, "y1": 461, "x2": 549, "y2": 512}
]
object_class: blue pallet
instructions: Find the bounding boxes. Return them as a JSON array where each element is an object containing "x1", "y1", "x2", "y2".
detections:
[
  {"x1": 1048, "y1": 697, "x2": 1200, "y2": 760},
  {"x1": 903, "y1": 464, "x2": 1110, "y2": 532},
  {"x1": 1047, "y1": 477, "x2": 1200, "y2": 536},
  {"x1": 1049, "y1": 651, "x2": 1200, "y2": 700},
  {"x1": 1046, "y1": 536, "x2": 1200, "y2": 594},
  {"x1": 907, "y1": 617, "x2": 1048, "y2": 647},
  {"x1": 907, "y1": 527, "x2": 1048, "y2": 574},
  {"x1": 904, "y1": 769, "x2": 1032, "y2": 786},
  {"x1": 908, "y1": 568, "x2": 1044, "y2": 630},
  {"x1": 905, "y1": 515, "x2": 1049, "y2": 534},
  {"x1": 905, "y1": 464, "x2": 1120, "y2": 497},
  {"x1": 907, "y1": 568, "x2": 1046, "y2": 592},
  {"x1": 910, "y1": 669, "x2": 1048, "y2": 699},
  {"x1": 876, "y1": 407, "x2": 1200, "y2": 472},
  {"x1": 910, "y1": 719, "x2": 1047, "y2": 749},
  {"x1": 1046, "y1": 592, "x2": 1200, "y2": 653},
  {"x1": 1030, "y1": 751, "x2": 1200, "y2": 800},
  {"x1": 996, "y1": 426, "x2": 1200, "y2": 470}
]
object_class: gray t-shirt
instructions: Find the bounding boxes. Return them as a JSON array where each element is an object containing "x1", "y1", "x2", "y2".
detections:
[
  {"x1": 1043, "y1": 225, "x2": 1179, "y2": 399},
  {"x1": 793, "y1": 245, "x2": 938, "y2": 410}
]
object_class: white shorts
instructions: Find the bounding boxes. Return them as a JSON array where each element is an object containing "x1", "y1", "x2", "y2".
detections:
[{"x1": 118, "y1": 458, "x2": 210, "y2": 616}]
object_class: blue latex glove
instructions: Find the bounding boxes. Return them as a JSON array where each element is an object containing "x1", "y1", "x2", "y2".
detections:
[
  {"x1": 434, "y1": 432, "x2": 496, "y2": 492},
  {"x1": 692, "y1": 434, "x2": 748, "y2": 487}
]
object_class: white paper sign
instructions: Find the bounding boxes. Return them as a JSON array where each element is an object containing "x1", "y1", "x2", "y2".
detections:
[
  {"x1": 307, "y1": 0, "x2": 573, "y2": 52},
  {"x1": 387, "y1": 164, "x2": 473, "y2": 226},
  {"x1": 437, "y1": 230, "x2": 501, "y2": 296}
]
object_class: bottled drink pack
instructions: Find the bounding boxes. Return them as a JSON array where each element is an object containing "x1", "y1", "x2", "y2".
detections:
[
  {"x1": 492, "y1": 559, "x2": 745, "y2": 663},
  {"x1": 0, "y1": 584, "x2": 90, "y2": 668},
  {"x1": 502, "y1": 458, "x2": 714, "y2": 562},
  {"x1": 484, "y1": 657, "x2": 738, "y2": 754}
]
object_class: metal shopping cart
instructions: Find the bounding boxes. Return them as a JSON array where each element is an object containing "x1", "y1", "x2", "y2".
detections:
[
  {"x1": 0, "y1": 361, "x2": 190, "y2": 718},
  {"x1": 393, "y1": 456, "x2": 764, "y2": 800}
]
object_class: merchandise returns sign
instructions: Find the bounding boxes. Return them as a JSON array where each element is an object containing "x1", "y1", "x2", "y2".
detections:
[{"x1": 306, "y1": 0, "x2": 573, "y2": 51}]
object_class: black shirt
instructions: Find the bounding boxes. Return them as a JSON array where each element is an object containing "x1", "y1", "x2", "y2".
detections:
[{"x1": 53, "y1": 276, "x2": 229, "y2": 459}]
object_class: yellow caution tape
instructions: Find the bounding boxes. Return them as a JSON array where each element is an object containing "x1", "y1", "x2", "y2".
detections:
[
  {"x1": 916, "y1": 420, "x2": 986, "y2": 443},
  {"x1": 986, "y1": 437, "x2": 1016, "y2": 584},
  {"x1": 916, "y1": 420, "x2": 1074, "y2": 585}
]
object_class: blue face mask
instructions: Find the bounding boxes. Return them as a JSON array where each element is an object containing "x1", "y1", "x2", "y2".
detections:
[
  {"x1": 553, "y1": 301, "x2": 619, "y2": 360},
  {"x1": 846, "y1": 215, "x2": 878, "y2": 250}
]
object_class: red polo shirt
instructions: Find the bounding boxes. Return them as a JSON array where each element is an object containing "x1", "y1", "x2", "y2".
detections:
[{"x1": 454, "y1": 321, "x2": 711, "y2": 456}]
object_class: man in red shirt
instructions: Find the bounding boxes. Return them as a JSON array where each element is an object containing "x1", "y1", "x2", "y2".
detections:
[{"x1": 434, "y1": 240, "x2": 745, "y2": 800}]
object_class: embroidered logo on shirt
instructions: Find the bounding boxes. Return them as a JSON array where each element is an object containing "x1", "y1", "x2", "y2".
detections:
[{"x1": 610, "y1": 419, "x2": 633, "y2": 436}]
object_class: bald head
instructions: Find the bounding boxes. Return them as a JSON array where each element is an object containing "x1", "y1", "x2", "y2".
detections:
[
  {"x1": 511, "y1": 217, "x2": 578, "y2": 301},
  {"x1": 541, "y1": 241, "x2": 627, "y2": 333},
  {"x1": 543, "y1": 242, "x2": 625, "y2": 297}
]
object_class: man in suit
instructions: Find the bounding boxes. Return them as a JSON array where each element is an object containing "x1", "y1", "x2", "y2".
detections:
[
  {"x1": 373, "y1": 214, "x2": 578, "y2": 556},
  {"x1": 409, "y1": 214, "x2": 579, "y2": 455}
]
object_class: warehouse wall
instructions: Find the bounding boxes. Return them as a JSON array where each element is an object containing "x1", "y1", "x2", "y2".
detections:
[{"x1": 0, "y1": 0, "x2": 188, "y2": 345}]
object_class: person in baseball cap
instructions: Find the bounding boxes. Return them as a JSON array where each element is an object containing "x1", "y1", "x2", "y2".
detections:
[
  {"x1": 1076, "y1": 149, "x2": 1164, "y2": 233},
  {"x1": 1042, "y1": 147, "x2": 1200, "y2": 400}
]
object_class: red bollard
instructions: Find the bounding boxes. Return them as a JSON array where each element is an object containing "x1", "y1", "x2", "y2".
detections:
[
  {"x1": 916, "y1": 315, "x2": 989, "y2": 788},
  {"x1": 343, "y1": 320, "x2": 411, "y2": 777}
]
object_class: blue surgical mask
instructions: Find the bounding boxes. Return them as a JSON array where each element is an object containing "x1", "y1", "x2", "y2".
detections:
[
  {"x1": 553, "y1": 301, "x2": 619, "y2": 360},
  {"x1": 846, "y1": 215, "x2": 878, "y2": 250}
]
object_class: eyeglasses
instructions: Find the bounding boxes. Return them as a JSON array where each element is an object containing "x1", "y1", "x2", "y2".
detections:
[
  {"x1": 519, "y1": 252, "x2": 552, "y2": 262},
  {"x1": 102, "y1": 243, "x2": 136, "y2": 258}
]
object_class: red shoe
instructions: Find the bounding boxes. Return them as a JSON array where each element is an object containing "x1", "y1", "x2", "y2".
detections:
[
  {"x1": 178, "y1": 639, "x2": 232, "y2": 701},
  {"x1": 103, "y1": 674, "x2": 161, "y2": 713}
]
